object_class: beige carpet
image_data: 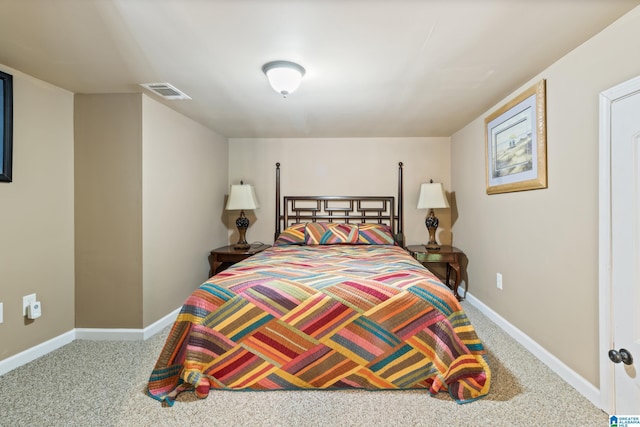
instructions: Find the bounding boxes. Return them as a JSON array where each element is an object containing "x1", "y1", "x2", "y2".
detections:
[{"x1": 0, "y1": 302, "x2": 607, "y2": 426}]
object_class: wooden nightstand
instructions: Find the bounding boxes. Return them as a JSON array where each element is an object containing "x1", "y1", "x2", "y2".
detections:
[
  {"x1": 209, "y1": 244, "x2": 270, "y2": 277},
  {"x1": 406, "y1": 245, "x2": 464, "y2": 301}
]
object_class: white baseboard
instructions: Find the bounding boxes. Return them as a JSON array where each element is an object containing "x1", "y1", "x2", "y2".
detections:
[
  {"x1": 75, "y1": 307, "x2": 180, "y2": 341},
  {"x1": 0, "y1": 330, "x2": 75, "y2": 377},
  {"x1": 0, "y1": 307, "x2": 180, "y2": 376},
  {"x1": 465, "y1": 292, "x2": 601, "y2": 409},
  {"x1": 142, "y1": 307, "x2": 181, "y2": 339}
]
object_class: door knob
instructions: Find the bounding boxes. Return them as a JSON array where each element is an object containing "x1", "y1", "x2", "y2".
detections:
[{"x1": 608, "y1": 348, "x2": 633, "y2": 365}]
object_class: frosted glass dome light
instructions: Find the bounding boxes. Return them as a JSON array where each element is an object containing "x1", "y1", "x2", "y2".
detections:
[{"x1": 262, "y1": 61, "x2": 306, "y2": 98}]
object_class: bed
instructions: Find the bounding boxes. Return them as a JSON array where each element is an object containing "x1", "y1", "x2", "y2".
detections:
[{"x1": 147, "y1": 163, "x2": 490, "y2": 406}]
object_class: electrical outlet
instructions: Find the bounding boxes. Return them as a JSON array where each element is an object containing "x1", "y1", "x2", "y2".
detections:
[
  {"x1": 496, "y1": 273, "x2": 503, "y2": 290},
  {"x1": 23, "y1": 294, "x2": 36, "y2": 316}
]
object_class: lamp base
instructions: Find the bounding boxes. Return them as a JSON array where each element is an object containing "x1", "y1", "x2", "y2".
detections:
[
  {"x1": 426, "y1": 211, "x2": 441, "y2": 250},
  {"x1": 235, "y1": 210, "x2": 250, "y2": 250},
  {"x1": 424, "y1": 242, "x2": 441, "y2": 251}
]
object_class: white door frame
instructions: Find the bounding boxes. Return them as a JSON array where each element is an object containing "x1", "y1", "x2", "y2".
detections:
[{"x1": 598, "y1": 75, "x2": 640, "y2": 414}]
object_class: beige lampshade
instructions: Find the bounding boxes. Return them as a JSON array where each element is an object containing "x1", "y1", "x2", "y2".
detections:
[
  {"x1": 226, "y1": 184, "x2": 259, "y2": 210},
  {"x1": 417, "y1": 182, "x2": 449, "y2": 209}
]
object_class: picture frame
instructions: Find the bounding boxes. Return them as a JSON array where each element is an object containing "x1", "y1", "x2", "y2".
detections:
[
  {"x1": 485, "y1": 79, "x2": 547, "y2": 194},
  {"x1": 0, "y1": 69, "x2": 13, "y2": 183}
]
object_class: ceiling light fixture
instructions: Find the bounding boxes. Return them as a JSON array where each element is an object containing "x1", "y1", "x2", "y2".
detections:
[{"x1": 262, "y1": 60, "x2": 305, "y2": 98}]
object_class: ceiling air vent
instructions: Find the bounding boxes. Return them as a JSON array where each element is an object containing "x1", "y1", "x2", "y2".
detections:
[{"x1": 140, "y1": 83, "x2": 191, "y2": 100}]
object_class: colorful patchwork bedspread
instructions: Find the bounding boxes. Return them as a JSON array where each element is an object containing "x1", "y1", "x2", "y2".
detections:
[{"x1": 147, "y1": 245, "x2": 490, "y2": 406}]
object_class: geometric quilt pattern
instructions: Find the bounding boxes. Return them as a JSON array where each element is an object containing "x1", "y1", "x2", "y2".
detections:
[
  {"x1": 304, "y1": 222, "x2": 359, "y2": 245},
  {"x1": 147, "y1": 245, "x2": 491, "y2": 406}
]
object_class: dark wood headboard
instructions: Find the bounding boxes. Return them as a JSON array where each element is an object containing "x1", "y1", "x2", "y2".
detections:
[{"x1": 274, "y1": 162, "x2": 405, "y2": 246}]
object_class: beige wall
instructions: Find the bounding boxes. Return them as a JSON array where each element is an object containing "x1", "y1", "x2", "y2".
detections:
[
  {"x1": 0, "y1": 65, "x2": 75, "y2": 359},
  {"x1": 142, "y1": 95, "x2": 228, "y2": 326},
  {"x1": 451, "y1": 6, "x2": 640, "y2": 387},
  {"x1": 75, "y1": 93, "x2": 229, "y2": 329},
  {"x1": 1, "y1": 80, "x2": 227, "y2": 362},
  {"x1": 228, "y1": 137, "x2": 451, "y2": 247},
  {"x1": 74, "y1": 94, "x2": 143, "y2": 328}
]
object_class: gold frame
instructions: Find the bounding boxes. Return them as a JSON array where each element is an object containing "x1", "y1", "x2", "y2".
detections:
[{"x1": 485, "y1": 79, "x2": 547, "y2": 195}]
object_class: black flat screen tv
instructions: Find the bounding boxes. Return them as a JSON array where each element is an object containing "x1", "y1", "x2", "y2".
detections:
[{"x1": 0, "y1": 69, "x2": 13, "y2": 182}]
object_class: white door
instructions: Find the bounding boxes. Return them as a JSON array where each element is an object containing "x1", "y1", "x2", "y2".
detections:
[{"x1": 599, "y1": 76, "x2": 640, "y2": 415}]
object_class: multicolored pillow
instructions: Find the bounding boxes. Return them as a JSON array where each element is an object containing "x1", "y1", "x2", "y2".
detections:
[
  {"x1": 357, "y1": 223, "x2": 396, "y2": 245},
  {"x1": 274, "y1": 223, "x2": 306, "y2": 246},
  {"x1": 305, "y1": 222, "x2": 359, "y2": 245}
]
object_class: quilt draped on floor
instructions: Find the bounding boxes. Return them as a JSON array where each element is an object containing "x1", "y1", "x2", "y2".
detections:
[{"x1": 147, "y1": 245, "x2": 490, "y2": 406}]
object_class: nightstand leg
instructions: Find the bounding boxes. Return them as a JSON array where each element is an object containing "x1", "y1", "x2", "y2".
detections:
[
  {"x1": 446, "y1": 264, "x2": 451, "y2": 288},
  {"x1": 209, "y1": 254, "x2": 220, "y2": 277},
  {"x1": 449, "y1": 262, "x2": 462, "y2": 301}
]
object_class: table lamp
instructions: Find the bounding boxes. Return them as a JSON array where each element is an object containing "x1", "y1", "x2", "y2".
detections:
[
  {"x1": 226, "y1": 181, "x2": 259, "y2": 250},
  {"x1": 417, "y1": 180, "x2": 450, "y2": 250}
]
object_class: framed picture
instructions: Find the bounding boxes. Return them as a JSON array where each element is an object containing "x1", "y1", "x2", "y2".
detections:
[
  {"x1": 485, "y1": 79, "x2": 547, "y2": 194},
  {"x1": 0, "y1": 69, "x2": 13, "y2": 183}
]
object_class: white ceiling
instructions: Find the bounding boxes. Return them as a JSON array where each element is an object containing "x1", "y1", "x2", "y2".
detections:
[{"x1": 1, "y1": 0, "x2": 638, "y2": 138}]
